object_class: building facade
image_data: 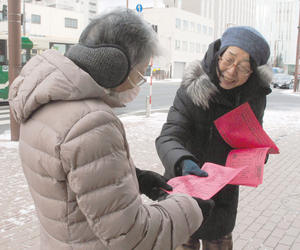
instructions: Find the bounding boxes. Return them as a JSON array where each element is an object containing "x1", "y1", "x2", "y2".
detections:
[
  {"x1": 163, "y1": 0, "x2": 256, "y2": 40},
  {"x1": 21, "y1": 3, "x2": 83, "y2": 41},
  {"x1": 157, "y1": 0, "x2": 256, "y2": 78},
  {"x1": 0, "y1": 0, "x2": 96, "y2": 29},
  {"x1": 142, "y1": 6, "x2": 214, "y2": 78},
  {"x1": 256, "y1": 0, "x2": 299, "y2": 74},
  {"x1": 0, "y1": 1, "x2": 83, "y2": 57},
  {"x1": 22, "y1": 0, "x2": 97, "y2": 27},
  {"x1": 2, "y1": 1, "x2": 297, "y2": 77}
]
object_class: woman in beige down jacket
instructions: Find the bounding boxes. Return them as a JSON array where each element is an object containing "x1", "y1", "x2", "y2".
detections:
[{"x1": 9, "y1": 7, "x2": 214, "y2": 250}]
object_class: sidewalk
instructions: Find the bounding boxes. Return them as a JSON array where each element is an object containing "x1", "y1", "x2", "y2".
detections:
[{"x1": 0, "y1": 110, "x2": 299, "y2": 250}]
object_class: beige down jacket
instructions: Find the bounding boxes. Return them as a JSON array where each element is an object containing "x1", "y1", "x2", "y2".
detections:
[{"x1": 9, "y1": 49, "x2": 203, "y2": 250}]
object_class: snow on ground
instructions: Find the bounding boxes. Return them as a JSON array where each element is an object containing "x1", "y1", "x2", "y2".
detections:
[
  {"x1": 263, "y1": 109, "x2": 300, "y2": 142},
  {"x1": 1, "y1": 89, "x2": 299, "y2": 178},
  {"x1": 0, "y1": 130, "x2": 18, "y2": 149},
  {"x1": 1, "y1": 104, "x2": 299, "y2": 162},
  {"x1": 0, "y1": 92, "x2": 299, "y2": 216}
]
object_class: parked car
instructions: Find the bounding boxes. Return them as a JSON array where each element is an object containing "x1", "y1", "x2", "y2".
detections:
[
  {"x1": 272, "y1": 67, "x2": 284, "y2": 74},
  {"x1": 290, "y1": 76, "x2": 300, "y2": 90},
  {"x1": 273, "y1": 74, "x2": 294, "y2": 89},
  {"x1": 271, "y1": 67, "x2": 284, "y2": 87}
]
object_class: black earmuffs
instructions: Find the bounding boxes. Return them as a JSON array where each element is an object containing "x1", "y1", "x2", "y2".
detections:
[{"x1": 66, "y1": 44, "x2": 131, "y2": 88}]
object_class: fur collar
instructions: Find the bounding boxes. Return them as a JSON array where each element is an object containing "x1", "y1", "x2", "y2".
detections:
[{"x1": 181, "y1": 60, "x2": 273, "y2": 109}]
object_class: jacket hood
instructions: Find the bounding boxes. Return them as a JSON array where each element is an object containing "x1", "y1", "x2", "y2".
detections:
[
  {"x1": 181, "y1": 60, "x2": 273, "y2": 109},
  {"x1": 9, "y1": 49, "x2": 124, "y2": 123}
]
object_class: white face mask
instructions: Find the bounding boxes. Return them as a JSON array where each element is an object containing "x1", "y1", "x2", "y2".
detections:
[{"x1": 117, "y1": 83, "x2": 140, "y2": 103}]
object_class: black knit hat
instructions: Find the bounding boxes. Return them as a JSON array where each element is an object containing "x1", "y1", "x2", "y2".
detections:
[
  {"x1": 66, "y1": 44, "x2": 131, "y2": 88},
  {"x1": 220, "y1": 26, "x2": 270, "y2": 66}
]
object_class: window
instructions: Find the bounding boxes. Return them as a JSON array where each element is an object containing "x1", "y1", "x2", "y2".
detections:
[
  {"x1": 202, "y1": 44, "x2": 207, "y2": 53},
  {"x1": 183, "y1": 20, "x2": 188, "y2": 31},
  {"x1": 196, "y1": 43, "x2": 201, "y2": 53},
  {"x1": 175, "y1": 40, "x2": 180, "y2": 50},
  {"x1": 197, "y1": 24, "x2": 201, "y2": 33},
  {"x1": 190, "y1": 42, "x2": 194, "y2": 52},
  {"x1": 175, "y1": 18, "x2": 181, "y2": 29},
  {"x1": 190, "y1": 22, "x2": 195, "y2": 32},
  {"x1": 203, "y1": 25, "x2": 207, "y2": 35},
  {"x1": 209, "y1": 27, "x2": 213, "y2": 36},
  {"x1": 183, "y1": 41, "x2": 188, "y2": 51},
  {"x1": 31, "y1": 14, "x2": 41, "y2": 24},
  {"x1": 65, "y1": 18, "x2": 78, "y2": 28}
]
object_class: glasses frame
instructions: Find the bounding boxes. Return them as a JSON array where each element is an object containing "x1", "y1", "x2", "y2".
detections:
[
  {"x1": 219, "y1": 57, "x2": 253, "y2": 76},
  {"x1": 128, "y1": 67, "x2": 147, "y2": 87}
]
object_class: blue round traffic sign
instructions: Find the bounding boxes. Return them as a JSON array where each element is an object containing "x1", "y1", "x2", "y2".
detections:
[{"x1": 136, "y1": 4, "x2": 143, "y2": 12}]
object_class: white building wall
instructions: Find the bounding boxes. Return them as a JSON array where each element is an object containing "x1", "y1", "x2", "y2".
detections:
[
  {"x1": 256, "y1": 0, "x2": 299, "y2": 71},
  {"x1": 142, "y1": 7, "x2": 214, "y2": 78},
  {"x1": 24, "y1": 3, "x2": 83, "y2": 39},
  {"x1": 80, "y1": 0, "x2": 98, "y2": 26},
  {"x1": 0, "y1": 3, "x2": 83, "y2": 39},
  {"x1": 0, "y1": 2, "x2": 83, "y2": 56},
  {"x1": 0, "y1": 0, "x2": 97, "y2": 27},
  {"x1": 213, "y1": 0, "x2": 256, "y2": 39},
  {"x1": 169, "y1": 0, "x2": 256, "y2": 40}
]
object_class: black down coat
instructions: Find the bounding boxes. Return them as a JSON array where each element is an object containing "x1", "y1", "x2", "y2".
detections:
[{"x1": 156, "y1": 44, "x2": 273, "y2": 240}]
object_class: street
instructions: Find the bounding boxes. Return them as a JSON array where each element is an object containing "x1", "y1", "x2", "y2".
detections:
[
  {"x1": 114, "y1": 79, "x2": 181, "y2": 116},
  {"x1": 266, "y1": 88, "x2": 300, "y2": 112},
  {"x1": 0, "y1": 80, "x2": 182, "y2": 132},
  {"x1": 1, "y1": 83, "x2": 299, "y2": 133}
]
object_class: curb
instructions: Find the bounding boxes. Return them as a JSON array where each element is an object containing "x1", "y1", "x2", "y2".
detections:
[{"x1": 117, "y1": 108, "x2": 170, "y2": 118}]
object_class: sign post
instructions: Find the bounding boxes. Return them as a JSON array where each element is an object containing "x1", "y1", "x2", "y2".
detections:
[
  {"x1": 135, "y1": 3, "x2": 151, "y2": 117},
  {"x1": 146, "y1": 58, "x2": 153, "y2": 118}
]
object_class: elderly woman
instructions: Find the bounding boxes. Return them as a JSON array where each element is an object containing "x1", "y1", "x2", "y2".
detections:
[
  {"x1": 9, "y1": 7, "x2": 214, "y2": 250},
  {"x1": 156, "y1": 26, "x2": 273, "y2": 250}
]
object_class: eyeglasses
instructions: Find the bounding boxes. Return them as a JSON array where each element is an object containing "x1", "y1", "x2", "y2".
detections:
[
  {"x1": 128, "y1": 67, "x2": 147, "y2": 86},
  {"x1": 219, "y1": 57, "x2": 253, "y2": 76}
]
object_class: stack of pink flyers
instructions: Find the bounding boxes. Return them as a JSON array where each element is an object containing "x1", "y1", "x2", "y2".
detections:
[{"x1": 165, "y1": 102, "x2": 279, "y2": 200}]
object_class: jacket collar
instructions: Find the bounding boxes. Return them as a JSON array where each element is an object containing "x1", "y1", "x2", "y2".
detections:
[
  {"x1": 181, "y1": 60, "x2": 273, "y2": 109},
  {"x1": 9, "y1": 49, "x2": 124, "y2": 123}
]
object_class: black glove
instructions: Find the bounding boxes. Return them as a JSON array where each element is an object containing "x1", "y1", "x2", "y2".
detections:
[
  {"x1": 136, "y1": 168, "x2": 173, "y2": 200},
  {"x1": 265, "y1": 154, "x2": 269, "y2": 164},
  {"x1": 192, "y1": 197, "x2": 215, "y2": 222},
  {"x1": 182, "y1": 159, "x2": 208, "y2": 177}
]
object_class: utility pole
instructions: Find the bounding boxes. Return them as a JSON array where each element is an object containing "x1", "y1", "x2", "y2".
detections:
[
  {"x1": 8, "y1": 0, "x2": 21, "y2": 141},
  {"x1": 274, "y1": 42, "x2": 277, "y2": 67},
  {"x1": 23, "y1": 0, "x2": 25, "y2": 36},
  {"x1": 294, "y1": 1, "x2": 300, "y2": 92},
  {"x1": 126, "y1": 0, "x2": 128, "y2": 9}
]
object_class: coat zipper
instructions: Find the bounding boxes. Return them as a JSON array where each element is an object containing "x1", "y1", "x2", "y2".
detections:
[
  {"x1": 235, "y1": 93, "x2": 241, "y2": 107},
  {"x1": 209, "y1": 126, "x2": 213, "y2": 140}
]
